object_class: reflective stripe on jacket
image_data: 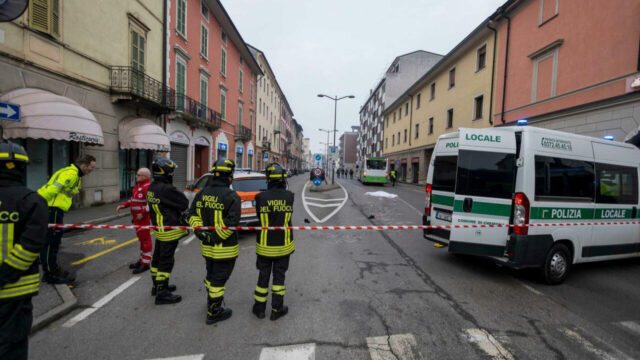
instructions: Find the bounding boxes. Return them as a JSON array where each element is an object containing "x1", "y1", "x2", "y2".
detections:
[
  {"x1": 255, "y1": 187, "x2": 295, "y2": 258},
  {"x1": 147, "y1": 180, "x2": 189, "y2": 241},
  {"x1": 37, "y1": 164, "x2": 82, "y2": 211}
]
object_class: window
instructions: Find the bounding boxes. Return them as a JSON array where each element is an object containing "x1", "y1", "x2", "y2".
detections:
[
  {"x1": 131, "y1": 30, "x2": 145, "y2": 72},
  {"x1": 432, "y1": 156, "x2": 458, "y2": 192},
  {"x1": 201, "y1": 0, "x2": 209, "y2": 20},
  {"x1": 238, "y1": 102, "x2": 243, "y2": 127},
  {"x1": 539, "y1": 0, "x2": 559, "y2": 25},
  {"x1": 385, "y1": 137, "x2": 388, "y2": 149},
  {"x1": 534, "y1": 156, "x2": 595, "y2": 200},
  {"x1": 449, "y1": 68, "x2": 456, "y2": 88},
  {"x1": 416, "y1": 93, "x2": 421, "y2": 109},
  {"x1": 404, "y1": 129, "x2": 407, "y2": 143},
  {"x1": 176, "y1": 0, "x2": 186, "y2": 37},
  {"x1": 392, "y1": 134, "x2": 395, "y2": 146},
  {"x1": 405, "y1": 102, "x2": 409, "y2": 116},
  {"x1": 397, "y1": 132, "x2": 400, "y2": 144},
  {"x1": 176, "y1": 57, "x2": 186, "y2": 110},
  {"x1": 250, "y1": 81, "x2": 254, "y2": 102},
  {"x1": 531, "y1": 47, "x2": 559, "y2": 102},
  {"x1": 393, "y1": 112, "x2": 396, "y2": 123},
  {"x1": 428, "y1": 117, "x2": 434, "y2": 134},
  {"x1": 200, "y1": 24, "x2": 208, "y2": 58},
  {"x1": 473, "y1": 95, "x2": 483, "y2": 120},
  {"x1": 476, "y1": 45, "x2": 486, "y2": 71},
  {"x1": 29, "y1": 0, "x2": 61, "y2": 38},
  {"x1": 415, "y1": 124, "x2": 419, "y2": 139},
  {"x1": 456, "y1": 150, "x2": 516, "y2": 199},
  {"x1": 596, "y1": 163, "x2": 638, "y2": 204},
  {"x1": 249, "y1": 110, "x2": 254, "y2": 130},
  {"x1": 239, "y1": 69, "x2": 244, "y2": 93},
  {"x1": 221, "y1": 47, "x2": 227, "y2": 76},
  {"x1": 220, "y1": 89, "x2": 227, "y2": 120},
  {"x1": 430, "y1": 82, "x2": 435, "y2": 100},
  {"x1": 221, "y1": 31, "x2": 227, "y2": 44},
  {"x1": 398, "y1": 108, "x2": 402, "y2": 120},
  {"x1": 446, "y1": 109, "x2": 453, "y2": 129},
  {"x1": 200, "y1": 76, "x2": 208, "y2": 109}
]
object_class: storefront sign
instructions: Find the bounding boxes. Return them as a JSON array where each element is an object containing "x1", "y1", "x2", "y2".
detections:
[
  {"x1": 169, "y1": 131, "x2": 190, "y2": 145},
  {"x1": 218, "y1": 143, "x2": 228, "y2": 151},
  {"x1": 69, "y1": 132, "x2": 102, "y2": 144},
  {"x1": 263, "y1": 152, "x2": 268, "y2": 160},
  {"x1": 248, "y1": 149, "x2": 254, "y2": 155},
  {"x1": 236, "y1": 146, "x2": 244, "y2": 154},
  {"x1": 411, "y1": 157, "x2": 419, "y2": 163},
  {"x1": 401, "y1": 159, "x2": 407, "y2": 164},
  {"x1": 194, "y1": 137, "x2": 209, "y2": 146}
]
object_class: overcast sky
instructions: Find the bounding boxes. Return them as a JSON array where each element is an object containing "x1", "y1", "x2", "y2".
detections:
[{"x1": 222, "y1": 0, "x2": 505, "y2": 154}]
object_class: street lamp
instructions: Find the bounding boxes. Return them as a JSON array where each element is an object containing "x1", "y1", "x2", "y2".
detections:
[
  {"x1": 317, "y1": 94, "x2": 355, "y2": 184},
  {"x1": 319, "y1": 128, "x2": 336, "y2": 173}
]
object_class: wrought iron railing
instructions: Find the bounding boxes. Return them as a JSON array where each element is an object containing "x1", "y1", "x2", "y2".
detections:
[
  {"x1": 261, "y1": 137, "x2": 271, "y2": 151},
  {"x1": 110, "y1": 66, "x2": 171, "y2": 109},
  {"x1": 236, "y1": 125, "x2": 252, "y2": 141},
  {"x1": 274, "y1": 124, "x2": 281, "y2": 134},
  {"x1": 171, "y1": 92, "x2": 221, "y2": 130}
]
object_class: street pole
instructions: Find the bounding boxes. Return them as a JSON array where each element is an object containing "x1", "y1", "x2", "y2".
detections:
[{"x1": 332, "y1": 96, "x2": 337, "y2": 185}]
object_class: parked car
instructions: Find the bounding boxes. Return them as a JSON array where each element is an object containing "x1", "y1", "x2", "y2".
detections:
[{"x1": 184, "y1": 169, "x2": 268, "y2": 225}]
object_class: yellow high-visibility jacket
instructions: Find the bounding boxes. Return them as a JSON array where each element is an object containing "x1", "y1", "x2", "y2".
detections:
[{"x1": 37, "y1": 164, "x2": 82, "y2": 211}]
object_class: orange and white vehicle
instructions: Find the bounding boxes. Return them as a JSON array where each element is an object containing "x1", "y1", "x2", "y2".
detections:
[{"x1": 184, "y1": 169, "x2": 267, "y2": 225}]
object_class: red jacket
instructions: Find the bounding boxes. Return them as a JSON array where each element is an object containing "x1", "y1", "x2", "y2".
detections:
[{"x1": 120, "y1": 179, "x2": 151, "y2": 217}]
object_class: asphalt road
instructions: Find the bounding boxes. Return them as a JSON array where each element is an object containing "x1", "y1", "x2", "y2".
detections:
[{"x1": 29, "y1": 175, "x2": 640, "y2": 360}]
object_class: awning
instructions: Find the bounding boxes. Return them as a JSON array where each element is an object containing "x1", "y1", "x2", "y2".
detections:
[
  {"x1": 0, "y1": 88, "x2": 104, "y2": 145},
  {"x1": 118, "y1": 118, "x2": 170, "y2": 152}
]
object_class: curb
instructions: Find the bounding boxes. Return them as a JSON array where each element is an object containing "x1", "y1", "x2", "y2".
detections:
[
  {"x1": 31, "y1": 283, "x2": 77, "y2": 333},
  {"x1": 64, "y1": 212, "x2": 129, "y2": 234}
]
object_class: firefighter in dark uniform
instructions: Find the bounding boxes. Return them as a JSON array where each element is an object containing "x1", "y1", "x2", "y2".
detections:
[
  {"x1": 188, "y1": 159, "x2": 241, "y2": 325},
  {"x1": 252, "y1": 163, "x2": 294, "y2": 321},
  {"x1": 0, "y1": 141, "x2": 48, "y2": 360},
  {"x1": 147, "y1": 158, "x2": 189, "y2": 305}
]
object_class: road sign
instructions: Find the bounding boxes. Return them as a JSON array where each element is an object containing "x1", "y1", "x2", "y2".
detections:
[
  {"x1": 263, "y1": 153, "x2": 268, "y2": 160},
  {"x1": 313, "y1": 177, "x2": 322, "y2": 186},
  {"x1": 313, "y1": 168, "x2": 323, "y2": 177},
  {"x1": 0, "y1": 102, "x2": 20, "y2": 122},
  {"x1": 314, "y1": 154, "x2": 322, "y2": 161}
]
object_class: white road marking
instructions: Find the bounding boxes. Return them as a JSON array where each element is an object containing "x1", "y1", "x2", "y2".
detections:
[
  {"x1": 366, "y1": 334, "x2": 423, "y2": 360},
  {"x1": 259, "y1": 343, "x2": 316, "y2": 360},
  {"x1": 617, "y1": 321, "x2": 640, "y2": 336},
  {"x1": 145, "y1": 355, "x2": 205, "y2": 360},
  {"x1": 62, "y1": 276, "x2": 141, "y2": 328},
  {"x1": 561, "y1": 327, "x2": 632, "y2": 360},
  {"x1": 305, "y1": 202, "x2": 342, "y2": 208},
  {"x1": 521, "y1": 283, "x2": 544, "y2": 296},
  {"x1": 304, "y1": 196, "x2": 345, "y2": 202},
  {"x1": 464, "y1": 329, "x2": 514, "y2": 360},
  {"x1": 183, "y1": 234, "x2": 196, "y2": 245},
  {"x1": 301, "y1": 181, "x2": 348, "y2": 223}
]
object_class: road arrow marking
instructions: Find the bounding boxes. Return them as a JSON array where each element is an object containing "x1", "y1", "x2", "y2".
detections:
[{"x1": 76, "y1": 237, "x2": 117, "y2": 245}]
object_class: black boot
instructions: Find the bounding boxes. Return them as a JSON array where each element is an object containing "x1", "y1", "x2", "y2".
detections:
[
  {"x1": 252, "y1": 301, "x2": 266, "y2": 319},
  {"x1": 151, "y1": 280, "x2": 177, "y2": 296},
  {"x1": 206, "y1": 298, "x2": 232, "y2": 325},
  {"x1": 132, "y1": 263, "x2": 150, "y2": 274},
  {"x1": 129, "y1": 261, "x2": 139, "y2": 269},
  {"x1": 270, "y1": 305, "x2": 288, "y2": 321},
  {"x1": 155, "y1": 280, "x2": 181, "y2": 305},
  {"x1": 43, "y1": 267, "x2": 75, "y2": 284}
]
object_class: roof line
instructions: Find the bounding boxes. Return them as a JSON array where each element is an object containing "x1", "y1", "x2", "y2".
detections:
[{"x1": 246, "y1": 43, "x2": 294, "y2": 116}]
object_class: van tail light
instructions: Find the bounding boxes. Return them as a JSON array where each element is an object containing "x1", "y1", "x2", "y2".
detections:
[
  {"x1": 513, "y1": 192, "x2": 530, "y2": 235},
  {"x1": 425, "y1": 184, "x2": 432, "y2": 216}
]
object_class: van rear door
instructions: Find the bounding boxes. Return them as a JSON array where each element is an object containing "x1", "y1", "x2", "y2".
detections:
[
  {"x1": 449, "y1": 128, "x2": 518, "y2": 257},
  {"x1": 426, "y1": 136, "x2": 459, "y2": 244}
]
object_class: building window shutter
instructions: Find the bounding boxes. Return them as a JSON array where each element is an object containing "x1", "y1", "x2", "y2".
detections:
[
  {"x1": 30, "y1": 0, "x2": 51, "y2": 34},
  {"x1": 51, "y1": 0, "x2": 60, "y2": 36}
]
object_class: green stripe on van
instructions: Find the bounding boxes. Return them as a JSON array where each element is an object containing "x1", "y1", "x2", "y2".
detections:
[
  {"x1": 595, "y1": 208, "x2": 632, "y2": 220},
  {"x1": 453, "y1": 200, "x2": 511, "y2": 217},
  {"x1": 432, "y1": 194, "x2": 454, "y2": 207},
  {"x1": 530, "y1": 207, "x2": 594, "y2": 220}
]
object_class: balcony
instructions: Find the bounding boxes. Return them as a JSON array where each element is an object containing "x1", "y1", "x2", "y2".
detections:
[
  {"x1": 172, "y1": 92, "x2": 221, "y2": 130},
  {"x1": 261, "y1": 137, "x2": 271, "y2": 151},
  {"x1": 110, "y1": 66, "x2": 172, "y2": 112},
  {"x1": 274, "y1": 124, "x2": 281, "y2": 134},
  {"x1": 235, "y1": 125, "x2": 252, "y2": 142}
]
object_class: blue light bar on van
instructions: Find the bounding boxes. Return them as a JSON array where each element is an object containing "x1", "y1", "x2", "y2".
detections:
[
  {"x1": 603, "y1": 135, "x2": 614, "y2": 141},
  {"x1": 516, "y1": 119, "x2": 528, "y2": 126}
]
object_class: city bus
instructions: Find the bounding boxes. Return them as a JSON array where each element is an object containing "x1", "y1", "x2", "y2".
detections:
[{"x1": 360, "y1": 157, "x2": 389, "y2": 185}]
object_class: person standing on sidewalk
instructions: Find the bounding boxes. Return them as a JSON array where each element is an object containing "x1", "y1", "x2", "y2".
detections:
[
  {"x1": 116, "y1": 168, "x2": 152, "y2": 274},
  {"x1": 0, "y1": 141, "x2": 48, "y2": 360},
  {"x1": 37, "y1": 154, "x2": 96, "y2": 284},
  {"x1": 188, "y1": 159, "x2": 241, "y2": 325},
  {"x1": 147, "y1": 158, "x2": 189, "y2": 305},
  {"x1": 390, "y1": 168, "x2": 397, "y2": 187},
  {"x1": 252, "y1": 163, "x2": 294, "y2": 321}
]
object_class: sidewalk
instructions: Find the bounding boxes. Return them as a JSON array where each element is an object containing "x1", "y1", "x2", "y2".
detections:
[{"x1": 32, "y1": 201, "x2": 129, "y2": 333}]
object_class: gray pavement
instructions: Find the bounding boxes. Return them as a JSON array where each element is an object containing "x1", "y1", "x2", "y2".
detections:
[{"x1": 28, "y1": 175, "x2": 640, "y2": 359}]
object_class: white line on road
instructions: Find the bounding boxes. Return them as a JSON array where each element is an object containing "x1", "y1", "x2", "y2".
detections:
[
  {"x1": 259, "y1": 343, "x2": 316, "y2": 360},
  {"x1": 305, "y1": 202, "x2": 342, "y2": 208},
  {"x1": 366, "y1": 334, "x2": 423, "y2": 360},
  {"x1": 145, "y1": 355, "x2": 205, "y2": 360},
  {"x1": 464, "y1": 328, "x2": 514, "y2": 360},
  {"x1": 520, "y1": 283, "x2": 544, "y2": 296},
  {"x1": 561, "y1": 327, "x2": 632, "y2": 360},
  {"x1": 62, "y1": 276, "x2": 141, "y2": 328},
  {"x1": 303, "y1": 196, "x2": 345, "y2": 202},
  {"x1": 617, "y1": 321, "x2": 640, "y2": 336},
  {"x1": 302, "y1": 181, "x2": 348, "y2": 223},
  {"x1": 183, "y1": 234, "x2": 196, "y2": 245}
]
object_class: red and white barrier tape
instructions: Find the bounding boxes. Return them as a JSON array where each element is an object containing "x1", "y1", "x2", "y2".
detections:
[{"x1": 48, "y1": 221, "x2": 640, "y2": 231}]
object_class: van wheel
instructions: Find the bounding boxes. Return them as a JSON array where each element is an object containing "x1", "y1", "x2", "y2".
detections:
[{"x1": 541, "y1": 243, "x2": 571, "y2": 285}]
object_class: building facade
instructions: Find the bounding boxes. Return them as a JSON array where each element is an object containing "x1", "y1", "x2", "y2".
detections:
[
  {"x1": 302, "y1": 137, "x2": 310, "y2": 170},
  {"x1": 492, "y1": 0, "x2": 640, "y2": 140},
  {"x1": 358, "y1": 51, "x2": 443, "y2": 168},
  {"x1": 339, "y1": 126, "x2": 359, "y2": 173},
  {"x1": 0, "y1": 0, "x2": 169, "y2": 206},
  {"x1": 383, "y1": 21, "x2": 495, "y2": 184}
]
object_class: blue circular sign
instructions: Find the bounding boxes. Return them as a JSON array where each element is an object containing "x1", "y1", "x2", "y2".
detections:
[
  {"x1": 315, "y1": 154, "x2": 322, "y2": 161},
  {"x1": 313, "y1": 177, "x2": 322, "y2": 186}
]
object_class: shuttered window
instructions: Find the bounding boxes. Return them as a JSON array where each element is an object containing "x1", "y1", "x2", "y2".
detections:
[
  {"x1": 29, "y1": 0, "x2": 60, "y2": 38},
  {"x1": 131, "y1": 30, "x2": 145, "y2": 72},
  {"x1": 177, "y1": 0, "x2": 186, "y2": 37}
]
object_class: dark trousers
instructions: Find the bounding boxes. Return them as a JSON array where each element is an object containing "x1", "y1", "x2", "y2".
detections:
[
  {"x1": 256, "y1": 255, "x2": 290, "y2": 309},
  {"x1": 150, "y1": 239, "x2": 179, "y2": 282},
  {"x1": 0, "y1": 298, "x2": 33, "y2": 360},
  {"x1": 41, "y1": 207, "x2": 64, "y2": 273},
  {"x1": 205, "y1": 258, "x2": 236, "y2": 301}
]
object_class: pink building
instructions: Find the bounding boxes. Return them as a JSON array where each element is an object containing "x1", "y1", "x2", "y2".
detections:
[
  {"x1": 492, "y1": 0, "x2": 640, "y2": 139},
  {"x1": 167, "y1": 0, "x2": 261, "y2": 189}
]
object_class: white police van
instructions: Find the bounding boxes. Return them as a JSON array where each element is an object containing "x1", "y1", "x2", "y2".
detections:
[{"x1": 424, "y1": 126, "x2": 640, "y2": 284}]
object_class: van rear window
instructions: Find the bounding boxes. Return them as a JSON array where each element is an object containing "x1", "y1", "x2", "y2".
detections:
[
  {"x1": 535, "y1": 156, "x2": 594, "y2": 200},
  {"x1": 432, "y1": 156, "x2": 457, "y2": 192},
  {"x1": 456, "y1": 150, "x2": 515, "y2": 199},
  {"x1": 596, "y1": 163, "x2": 638, "y2": 204}
]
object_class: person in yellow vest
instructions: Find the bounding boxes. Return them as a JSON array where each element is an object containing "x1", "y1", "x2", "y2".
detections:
[
  {"x1": 0, "y1": 141, "x2": 48, "y2": 360},
  {"x1": 37, "y1": 154, "x2": 96, "y2": 284}
]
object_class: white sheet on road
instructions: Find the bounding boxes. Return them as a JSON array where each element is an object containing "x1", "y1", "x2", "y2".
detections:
[{"x1": 365, "y1": 191, "x2": 398, "y2": 199}]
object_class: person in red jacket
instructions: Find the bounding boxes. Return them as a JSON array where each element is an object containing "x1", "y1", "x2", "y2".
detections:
[{"x1": 116, "y1": 168, "x2": 153, "y2": 274}]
